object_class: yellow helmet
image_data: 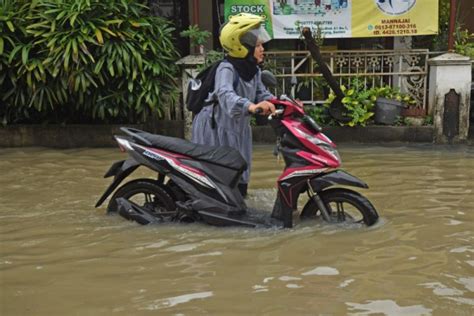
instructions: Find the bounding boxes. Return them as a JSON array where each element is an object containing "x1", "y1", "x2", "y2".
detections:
[{"x1": 219, "y1": 13, "x2": 271, "y2": 58}]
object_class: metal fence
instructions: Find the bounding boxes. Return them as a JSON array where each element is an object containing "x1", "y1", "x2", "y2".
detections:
[
  {"x1": 263, "y1": 49, "x2": 431, "y2": 111},
  {"x1": 175, "y1": 49, "x2": 434, "y2": 123}
]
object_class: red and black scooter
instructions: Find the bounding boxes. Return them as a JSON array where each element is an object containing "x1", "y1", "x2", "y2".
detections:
[
  {"x1": 95, "y1": 28, "x2": 378, "y2": 228},
  {"x1": 95, "y1": 93, "x2": 378, "y2": 228}
]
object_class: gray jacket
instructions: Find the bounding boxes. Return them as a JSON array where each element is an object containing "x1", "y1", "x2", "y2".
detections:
[{"x1": 191, "y1": 61, "x2": 273, "y2": 184}]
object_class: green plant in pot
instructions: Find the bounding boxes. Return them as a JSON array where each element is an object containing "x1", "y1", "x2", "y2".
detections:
[
  {"x1": 400, "y1": 96, "x2": 425, "y2": 126},
  {"x1": 401, "y1": 99, "x2": 425, "y2": 118},
  {"x1": 374, "y1": 86, "x2": 418, "y2": 125},
  {"x1": 180, "y1": 24, "x2": 211, "y2": 55},
  {"x1": 325, "y1": 81, "x2": 376, "y2": 127}
]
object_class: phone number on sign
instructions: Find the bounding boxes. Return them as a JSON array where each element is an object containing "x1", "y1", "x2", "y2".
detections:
[
  {"x1": 373, "y1": 23, "x2": 418, "y2": 35},
  {"x1": 374, "y1": 24, "x2": 417, "y2": 30},
  {"x1": 373, "y1": 29, "x2": 418, "y2": 35}
]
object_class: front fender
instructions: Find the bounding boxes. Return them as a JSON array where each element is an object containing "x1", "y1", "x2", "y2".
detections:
[
  {"x1": 95, "y1": 158, "x2": 139, "y2": 207},
  {"x1": 310, "y1": 170, "x2": 368, "y2": 192}
]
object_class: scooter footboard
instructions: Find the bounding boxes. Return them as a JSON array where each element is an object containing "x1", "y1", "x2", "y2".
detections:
[{"x1": 197, "y1": 211, "x2": 257, "y2": 228}]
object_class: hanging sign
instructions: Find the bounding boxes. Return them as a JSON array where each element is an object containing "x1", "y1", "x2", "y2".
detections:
[{"x1": 224, "y1": 0, "x2": 438, "y2": 39}]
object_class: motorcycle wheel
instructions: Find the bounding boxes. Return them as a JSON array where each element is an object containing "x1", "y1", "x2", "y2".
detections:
[
  {"x1": 300, "y1": 188, "x2": 378, "y2": 226},
  {"x1": 107, "y1": 179, "x2": 176, "y2": 220}
]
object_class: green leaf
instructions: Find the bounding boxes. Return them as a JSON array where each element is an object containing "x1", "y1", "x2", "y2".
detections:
[
  {"x1": 8, "y1": 45, "x2": 22, "y2": 63},
  {"x1": 70, "y1": 13, "x2": 78, "y2": 27},
  {"x1": 21, "y1": 46, "x2": 29, "y2": 65},
  {"x1": 64, "y1": 42, "x2": 71, "y2": 71},
  {"x1": 95, "y1": 29, "x2": 104, "y2": 44},
  {"x1": 6, "y1": 21, "x2": 14, "y2": 32},
  {"x1": 105, "y1": 19, "x2": 124, "y2": 25},
  {"x1": 342, "y1": 97, "x2": 351, "y2": 104},
  {"x1": 99, "y1": 26, "x2": 117, "y2": 37},
  {"x1": 55, "y1": 10, "x2": 67, "y2": 21},
  {"x1": 108, "y1": 63, "x2": 115, "y2": 76},
  {"x1": 72, "y1": 40, "x2": 78, "y2": 63},
  {"x1": 133, "y1": 51, "x2": 143, "y2": 71},
  {"x1": 117, "y1": 58, "x2": 123, "y2": 75},
  {"x1": 26, "y1": 72, "x2": 32, "y2": 88},
  {"x1": 94, "y1": 58, "x2": 105, "y2": 74}
]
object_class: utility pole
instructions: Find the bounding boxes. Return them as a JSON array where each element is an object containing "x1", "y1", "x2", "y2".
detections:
[
  {"x1": 193, "y1": 0, "x2": 200, "y2": 25},
  {"x1": 448, "y1": 0, "x2": 457, "y2": 51}
]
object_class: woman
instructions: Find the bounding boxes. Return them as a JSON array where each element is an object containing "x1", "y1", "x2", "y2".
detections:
[{"x1": 191, "y1": 13, "x2": 276, "y2": 198}]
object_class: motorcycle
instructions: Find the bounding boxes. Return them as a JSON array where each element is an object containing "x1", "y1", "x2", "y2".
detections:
[{"x1": 95, "y1": 94, "x2": 379, "y2": 228}]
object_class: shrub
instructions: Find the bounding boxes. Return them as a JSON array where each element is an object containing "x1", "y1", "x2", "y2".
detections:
[
  {"x1": 454, "y1": 27, "x2": 474, "y2": 59},
  {"x1": 324, "y1": 78, "x2": 375, "y2": 127},
  {"x1": 180, "y1": 24, "x2": 211, "y2": 53},
  {"x1": 320, "y1": 78, "x2": 418, "y2": 127},
  {"x1": 0, "y1": 0, "x2": 180, "y2": 125}
]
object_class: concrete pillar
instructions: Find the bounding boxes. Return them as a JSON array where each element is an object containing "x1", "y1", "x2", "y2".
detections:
[
  {"x1": 176, "y1": 55, "x2": 205, "y2": 140},
  {"x1": 428, "y1": 53, "x2": 472, "y2": 143},
  {"x1": 392, "y1": 36, "x2": 413, "y2": 94}
]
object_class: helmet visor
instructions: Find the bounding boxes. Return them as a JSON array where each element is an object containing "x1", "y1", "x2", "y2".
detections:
[{"x1": 241, "y1": 25, "x2": 271, "y2": 47}]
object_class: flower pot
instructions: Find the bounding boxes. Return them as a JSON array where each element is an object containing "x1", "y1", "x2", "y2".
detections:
[
  {"x1": 374, "y1": 97, "x2": 404, "y2": 125},
  {"x1": 401, "y1": 107, "x2": 426, "y2": 117}
]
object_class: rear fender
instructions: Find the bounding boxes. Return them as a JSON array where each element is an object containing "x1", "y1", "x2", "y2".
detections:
[
  {"x1": 310, "y1": 170, "x2": 368, "y2": 192},
  {"x1": 95, "y1": 158, "x2": 139, "y2": 207}
]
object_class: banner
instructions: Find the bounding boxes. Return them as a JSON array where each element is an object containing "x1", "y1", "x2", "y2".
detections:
[{"x1": 224, "y1": 0, "x2": 438, "y2": 39}]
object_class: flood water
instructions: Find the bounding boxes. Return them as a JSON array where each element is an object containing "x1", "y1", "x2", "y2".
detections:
[{"x1": 1, "y1": 144, "x2": 473, "y2": 315}]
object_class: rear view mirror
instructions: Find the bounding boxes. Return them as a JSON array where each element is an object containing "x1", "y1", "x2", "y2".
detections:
[{"x1": 261, "y1": 70, "x2": 277, "y2": 89}]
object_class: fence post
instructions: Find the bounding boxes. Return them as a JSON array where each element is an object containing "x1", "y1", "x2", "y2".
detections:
[
  {"x1": 428, "y1": 53, "x2": 472, "y2": 143},
  {"x1": 176, "y1": 55, "x2": 205, "y2": 140}
]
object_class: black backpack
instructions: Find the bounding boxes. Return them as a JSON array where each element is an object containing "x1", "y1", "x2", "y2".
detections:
[{"x1": 186, "y1": 60, "x2": 239, "y2": 118}]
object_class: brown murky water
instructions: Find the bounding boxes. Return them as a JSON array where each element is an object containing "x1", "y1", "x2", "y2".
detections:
[{"x1": 1, "y1": 144, "x2": 473, "y2": 315}]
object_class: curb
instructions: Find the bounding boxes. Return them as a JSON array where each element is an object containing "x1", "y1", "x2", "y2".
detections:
[
  {"x1": 0, "y1": 123, "x2": 438, "y2": 148},
  {"x1": 253, "y1": 125, "x2": 435, "y2": 144},
  {"x1": 0, "y1": 122, "x2": 184, "y2": 148}
]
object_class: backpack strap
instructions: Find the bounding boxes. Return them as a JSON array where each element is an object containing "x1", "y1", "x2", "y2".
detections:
[{"x1": 232, "y1": 67, "x2": 240, "y2": 90}]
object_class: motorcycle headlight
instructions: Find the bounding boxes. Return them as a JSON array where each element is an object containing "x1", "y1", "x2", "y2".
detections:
[
  {"x1": 293, "y1": 126, "x2": 341, "y2": 163},
  {"x1": 319, "y1": 143, "x2": 341, "y2": 163}
]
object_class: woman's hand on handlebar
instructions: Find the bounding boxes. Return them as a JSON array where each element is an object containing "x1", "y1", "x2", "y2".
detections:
[{"x1": 248, "y1": 101, "x2": 276, "y2": 115}]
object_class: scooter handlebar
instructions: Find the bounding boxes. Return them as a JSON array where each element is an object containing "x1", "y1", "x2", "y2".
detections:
[{"x1": 268, "y1": 109, "x2": 284, "y2": 121}]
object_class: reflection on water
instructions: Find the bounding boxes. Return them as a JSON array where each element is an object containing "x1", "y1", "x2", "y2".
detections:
[
  {"x1": 346, "y1": 300, "x2": 433, "y2": 316},
  {"x1": 1, "y1": 144, "x2": 473, "y2": 315},
  {"x1": 141, "y1": 291, "x2": 214, "y2": 311}
]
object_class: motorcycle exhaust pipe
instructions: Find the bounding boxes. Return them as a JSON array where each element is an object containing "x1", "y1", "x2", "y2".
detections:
[{"x1": 116, "y1": 198, "x2": 161, "y2": 225}]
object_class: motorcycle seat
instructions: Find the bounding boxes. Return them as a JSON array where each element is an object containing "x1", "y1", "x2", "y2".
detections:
[{"x1": 134, "y1": 130, "x2": 248, "y2": 171}]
